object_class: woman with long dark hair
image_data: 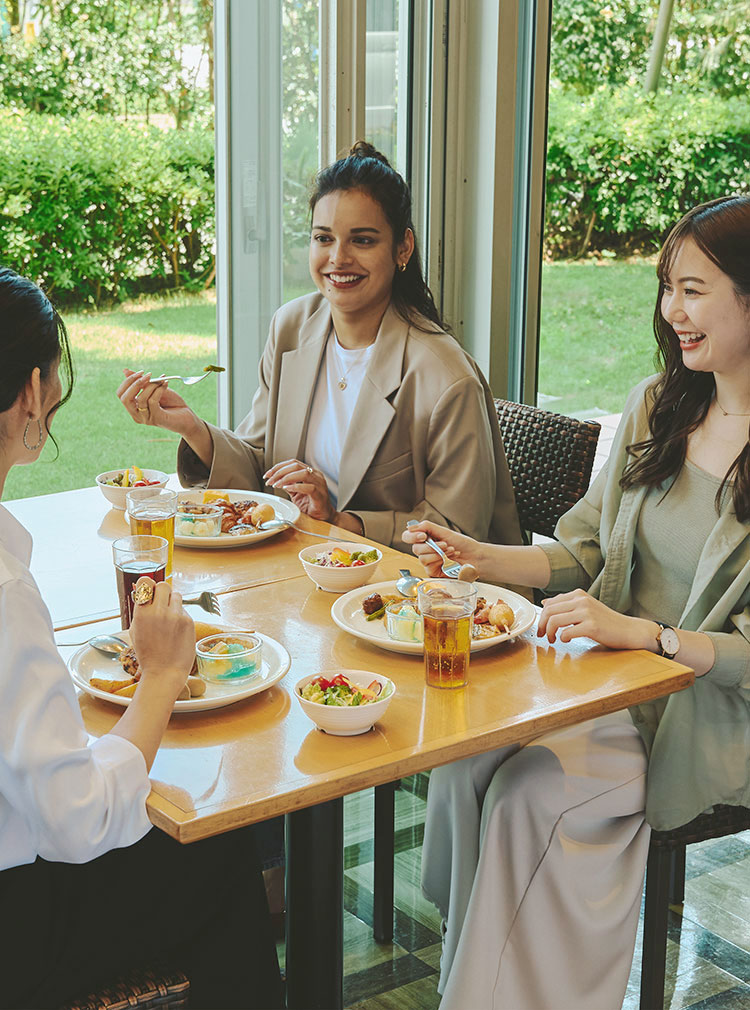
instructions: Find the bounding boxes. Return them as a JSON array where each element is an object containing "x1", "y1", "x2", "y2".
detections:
[
  {"x1": 117, "y1": 141, "x2": 521, "y2": 550},
  {"x1": 0, "y1": 269, "x2": 282, "y2": 1010},
  {"x1": 403, "y1": 195, "x2": 750, "y2": 1009}
]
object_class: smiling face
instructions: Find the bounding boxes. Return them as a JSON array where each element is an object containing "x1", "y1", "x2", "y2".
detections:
[
  {"x1": 309, "y1": 189, "x2": 412, "y2": 331},
  {"x1": 660, "y1": 237, "x2": 750, "y2": 378}
]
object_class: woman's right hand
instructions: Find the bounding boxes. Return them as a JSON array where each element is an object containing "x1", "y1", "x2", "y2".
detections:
[
  {"x1": 402, "y1": 521, "x2": 484, "y2": 579},
  {"x1": 129, "y1": 579, "x2": 195, "y2": 701},
  {"x1": 116, "y1": 368, "x2": 194, "y2": 435}
]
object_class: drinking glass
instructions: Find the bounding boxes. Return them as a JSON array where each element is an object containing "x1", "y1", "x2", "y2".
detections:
[
  {"x1": 126, "y1": 488, "x2": 177, "y2": 578},
  {"x1": 112, "y1": 534, "x2": 168, "y2": 629},
  {"x1": 418, "y1": 579, "x2": 477, "y2": 688}
]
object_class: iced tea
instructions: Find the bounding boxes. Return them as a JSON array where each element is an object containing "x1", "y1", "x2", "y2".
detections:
[
  {"x1": 418, "y1": 579, "x2": 477, "y2": 689},
  {"x1": 115, "y1": 559, "x2": 166, "y2": 628}
]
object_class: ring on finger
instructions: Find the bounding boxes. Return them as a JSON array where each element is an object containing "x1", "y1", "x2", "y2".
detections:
[
  {"x1": 306, "y1": 465, "x2": 313, "y2": 475},
  {"x1": 131, "y1": 582, "x2": 154, "y2": 606}
]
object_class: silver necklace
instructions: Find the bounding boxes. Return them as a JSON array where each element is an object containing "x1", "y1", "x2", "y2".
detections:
[{"x1": 332, "y1": 335, "x2": 371, "y2": 390}]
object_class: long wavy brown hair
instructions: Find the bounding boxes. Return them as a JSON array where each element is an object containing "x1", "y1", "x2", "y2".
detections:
[{"x1": 620, "y1": 195, "x2": 750, "y2": 521}]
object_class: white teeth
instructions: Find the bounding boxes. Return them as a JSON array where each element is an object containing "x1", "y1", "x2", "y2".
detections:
[
  {"x1": 328, "y1": 274, "x2": 361, "y2": 283},
  {"x1": 681, "y1": 333, "x2": 705, "y2": 343}
]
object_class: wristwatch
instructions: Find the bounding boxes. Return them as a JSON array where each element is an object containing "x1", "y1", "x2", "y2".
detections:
[{"x1": 655, "y1": 622, "x2": 680, "y2": 659}]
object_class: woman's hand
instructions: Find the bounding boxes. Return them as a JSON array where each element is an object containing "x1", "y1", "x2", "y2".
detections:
[
  {"x1": 129, "y1": 579, "x2": 195, "y2": 701},
  {"x1": 264, "y1": 459, "x2": 336, "y2": 522},
  {"x1": 116, "y1": 368, "x2": 195, "y2": 435},
  {"x1": 402, "y1": 521, "x2": 484, "y2": 578},
  {"x1": 538, "y1": 589, "x2": 658, "y2": 650}
]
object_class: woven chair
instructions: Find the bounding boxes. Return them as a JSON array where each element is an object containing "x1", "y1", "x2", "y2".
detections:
[
  {"x1": 371, "y1": 401, "x2": 602, "y2": 942},
  {"x1": 59, "y1": 965, "x2": 189, "y2": 1010},
  {"x1": 640, "y1": 804, "x2": 750, "y2": 1010}
]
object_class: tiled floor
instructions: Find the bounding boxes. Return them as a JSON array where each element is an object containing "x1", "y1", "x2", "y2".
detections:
[{"x1": 275, "y1": 778, "x2": 750, "y2": 1009}]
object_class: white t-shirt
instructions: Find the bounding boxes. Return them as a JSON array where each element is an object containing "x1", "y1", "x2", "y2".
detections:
[
  {"x1": 0, "y1": 505, "x2": 151, "y2": 870},
  {"x1": 304, "y1": 333, "x2": 375, "y2": 508}
]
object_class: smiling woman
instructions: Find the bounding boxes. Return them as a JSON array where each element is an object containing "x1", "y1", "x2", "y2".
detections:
[{"x1": 117, "y1": 141, "x2": 522, "y2": 553}]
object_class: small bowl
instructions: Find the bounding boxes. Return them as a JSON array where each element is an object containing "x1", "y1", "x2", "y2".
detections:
[
  {"x1": 196, "y1": 632, "x2": 262, "y2": 683},
  {"x1": 298, "y1": 542, "x2": 382, "y2": 593},
  {"x1": 96, "y1": 468, "x2": 169, "y2": 510},
  {"x1": 385, "y1": 601, "x2": 424, "y2": 643},
  {"x1": 294, "y1": 670, "x2": 395, "y2": 736},
  {"x1": 175, "y1": 503, "x2": 223, "y2": 538}
]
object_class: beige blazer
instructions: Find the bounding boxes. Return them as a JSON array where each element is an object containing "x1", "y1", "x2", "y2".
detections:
[{"x1": 178, "y1": 293, "x2": 521, "y2": 550}]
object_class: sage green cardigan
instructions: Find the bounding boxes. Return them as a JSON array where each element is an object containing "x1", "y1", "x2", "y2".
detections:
[{"x1": 541, "y1": 375, "x2": 750, "y2": 830}]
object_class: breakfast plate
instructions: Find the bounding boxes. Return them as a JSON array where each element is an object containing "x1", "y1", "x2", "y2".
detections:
[
  {"x1": 173, "y1": 489, "x2": 300, "y2": 548},
  {"x1": 68, "y1": 630, "x2": 291, "y2": 711},
  {"x1": 330, "y1": 581, "x2": 537, "y2": 656}
]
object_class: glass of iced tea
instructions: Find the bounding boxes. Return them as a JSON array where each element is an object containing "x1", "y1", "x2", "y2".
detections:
[
  {"x1": 417, "y1": 579, "x2": 477, "y2": 689},
  {"x1": 126, "y1": 488, "x2": 177, "y2": 578},
  {"x1": 112, "y1": 534, "x2": 168, "y2": 629}
]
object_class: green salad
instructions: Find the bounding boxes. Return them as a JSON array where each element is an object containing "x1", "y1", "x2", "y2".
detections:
[{"x1": 300, "y1": 674, "x2": 387, "y2": 706}]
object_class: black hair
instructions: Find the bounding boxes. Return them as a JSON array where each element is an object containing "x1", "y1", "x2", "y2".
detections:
[
  {"x1": 621, "y1": 195, "x2": 750, "y2": 520},
  {"x1": 309, "y1": 140, "x2": 448, "y2": 332},
  {"x1": 0, "y1": 267, "x2": 74, "y2": 450}
]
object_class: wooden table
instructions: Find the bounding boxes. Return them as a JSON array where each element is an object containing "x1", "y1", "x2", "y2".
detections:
[{"x1": 19, "y1": 486, "x2": 695, "y2": 1009}]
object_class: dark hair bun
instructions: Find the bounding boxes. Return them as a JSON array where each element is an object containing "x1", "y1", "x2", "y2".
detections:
[{"x1": 348, "y1": 140, "x2": 391, "y2": 167}]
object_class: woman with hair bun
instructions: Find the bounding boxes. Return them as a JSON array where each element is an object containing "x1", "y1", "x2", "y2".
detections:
[
  {"x1": 0, "y1": 269, "x2": 281, "y2": 1009},
  {"x1": 403, "y1": 194, "x2": 750, "y2": 1009},
  {"x1": 118, "y1": 140, "x2": 521, "y2": 551}
]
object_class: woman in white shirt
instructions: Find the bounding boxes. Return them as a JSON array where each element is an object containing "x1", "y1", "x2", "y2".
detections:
[
  {"x1": 116, "y1": 141, "x2": 521, "y2": 552},
  {"x1": 0, "y1": 269, "x2": 282, "y2": 1010}
]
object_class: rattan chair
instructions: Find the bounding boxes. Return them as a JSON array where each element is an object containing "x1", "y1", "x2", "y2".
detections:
[
  {"x1": 59, "y1": 965, "x2": 189, "y2": 1010},
  {"x1": 371, "y1": 401, "x2": 602, "y2": 941},
  {"x1": 640, "y1": 804, "x2": 750, "y2": 1010}
]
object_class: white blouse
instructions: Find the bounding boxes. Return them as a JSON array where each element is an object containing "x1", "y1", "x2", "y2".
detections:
[
  {"x1": 0, "y1": 505, "x2": 151, "y2": 871},
  {"x1": 304, "y1": 333, "x2": 374, "y2": 508}
]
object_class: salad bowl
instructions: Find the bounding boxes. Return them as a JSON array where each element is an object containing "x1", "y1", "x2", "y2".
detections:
[
  {"x1": 298, "y1": 541, "x2": 381, "y2": 592},
  {"x1": 294, "y1": 669, "x2": 395, "y2": 735},
  {"x1": 96, "y1": 468, "x2": 169, "y2": 509}
]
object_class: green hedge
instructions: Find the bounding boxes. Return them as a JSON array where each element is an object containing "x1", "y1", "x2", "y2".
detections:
[
  {"x1": 545, "y1": 86, "x2": 750, "y2": 257},
  {"x1": 0, "y1": 112, "x2": 215, "y2": 303}
]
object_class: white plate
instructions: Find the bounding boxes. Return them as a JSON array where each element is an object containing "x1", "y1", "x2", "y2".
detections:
[
  {"x1": 173, "y1": 490, "x2": 300, "y2": 548},
  {"x1": 330, "y1": 580, "x2": 536, "y2": 656},
  {"x1": 68, "y1": 630, "x2": 291, "y2": 712}
]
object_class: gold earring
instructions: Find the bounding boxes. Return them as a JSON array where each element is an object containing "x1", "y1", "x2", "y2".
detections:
[
  {"x1": 23, "y1": 419, "x2": 44, "y2": 451},
  {"x1": 398, "y1": 262, "x2": 407, "y2": 273}
]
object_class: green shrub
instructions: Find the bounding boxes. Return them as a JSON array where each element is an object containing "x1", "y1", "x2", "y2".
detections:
[
  {"x1": 545, "y1": 85, "x2": 750, "y2": 257},
  {"x1": 0, "y1": 112, "x2": 215, "y2": 302}
]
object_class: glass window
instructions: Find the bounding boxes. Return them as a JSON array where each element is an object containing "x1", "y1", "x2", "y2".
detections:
[{"x1": 365, "y1": 0, "x2": 408, "y2": 175}]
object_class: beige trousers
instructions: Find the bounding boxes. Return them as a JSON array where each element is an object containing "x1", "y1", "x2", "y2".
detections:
[{"x1": 421, "y1": 711, "x2": 650, "y2": 1010}]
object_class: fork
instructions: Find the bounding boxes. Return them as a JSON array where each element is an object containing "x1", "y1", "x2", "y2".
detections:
[
  {"x1": 147, "y1": 367, "x2": 224, "y2": 386},
  {"x1": 182, "y1": 591, "x2": 222, "y2": 616},
  {"x1": 405, "y1": 519, "x2": 462, "y2": 578}
]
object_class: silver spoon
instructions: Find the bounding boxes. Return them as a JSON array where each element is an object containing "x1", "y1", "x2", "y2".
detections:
[
  {"x1": 396, "y1": 569, "x2": 423, "y2": 597},
  {"x1": 405, "y1": 520, "x2": 463, "y2": 578},
  {"x1": 58, "y1": 634, "x2": 129, "y2": 656}
]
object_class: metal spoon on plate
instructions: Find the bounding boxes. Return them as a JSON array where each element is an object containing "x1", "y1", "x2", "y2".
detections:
[{"x1": 57, "y1": 634, "x2": 129, "y2": 656}]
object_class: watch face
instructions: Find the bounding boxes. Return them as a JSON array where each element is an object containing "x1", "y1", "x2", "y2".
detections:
[{"x1": 660, "y1": 627, "x2": 680, "y2": 657}]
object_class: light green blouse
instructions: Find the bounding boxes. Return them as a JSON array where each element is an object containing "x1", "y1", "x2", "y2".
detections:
[{"x1": 540, "y1": 376, "x2": 750, "y2": 830}]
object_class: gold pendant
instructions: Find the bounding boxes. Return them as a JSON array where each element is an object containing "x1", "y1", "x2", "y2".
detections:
[{"x1": 338, "y1": 379, "x2": 347, "y2": 390}]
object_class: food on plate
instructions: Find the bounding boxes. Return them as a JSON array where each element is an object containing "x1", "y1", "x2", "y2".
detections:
[
  {"x1": 195, "y1": 633, "x2": 263, "y2": 682},
  {"x1": 90, "y1": 674, "x2": 137, "y2": 693},
  {"x1": 311, "y1": 546, "x2": 379, "y2": 568},
  {"x1": 472, "y1": 597, "x2": 516, "y2": 638},
  {"x1": 102, "y1": 466, "x2": 162, "y2": 488},
  {"x1": 175, "y1": 502, "x2": 223, "y2": 538},
  {"x1": 182, "y1": 491, "x2": 279, "y2": 537},
  {"x1": 385, "y1": 601, "x2": 423, "y2": 643},
  {"x1": 299, "y1": 673, "x2": 386, "y2": 707},
  {"x1": 361, "y1": 591, "x2": 408, "y2": 621}
]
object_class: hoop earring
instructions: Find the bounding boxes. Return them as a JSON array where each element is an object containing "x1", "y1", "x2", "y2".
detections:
[{"x1": 23, "y1": 419, "x2": 44, "y2": 451}]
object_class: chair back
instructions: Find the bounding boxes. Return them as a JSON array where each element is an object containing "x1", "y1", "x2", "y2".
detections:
[{"x1": 495, "y1": 399, "x2": 601, "y2": 540}]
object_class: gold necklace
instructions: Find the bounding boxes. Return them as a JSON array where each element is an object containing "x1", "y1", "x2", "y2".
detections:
[
  {"x1": 332, "y1": 334, "x2": 371, "y2": 390},
  {"x1": 714, "y1": 396, "x2": 750, "y2": 417}
]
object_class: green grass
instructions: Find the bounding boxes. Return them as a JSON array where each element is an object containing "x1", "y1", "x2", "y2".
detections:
[
  {"x1": 538, "y1": 257, "x2": 660, "y2": 416},
  {"x1": 3, "y1": 259, "x2": 664, "y2": 500},
  {"x1": 4, "y1": 291, "x2": 218, "y2": 501}
]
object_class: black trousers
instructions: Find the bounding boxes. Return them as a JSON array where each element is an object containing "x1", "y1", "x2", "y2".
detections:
[{"x1": 0, "y1": 824, "x2": 284, "y2": 1010}]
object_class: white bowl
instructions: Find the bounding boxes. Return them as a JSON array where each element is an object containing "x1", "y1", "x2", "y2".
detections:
[
  {"x1": 96, "y1": 469, "x2": 170, "y2": 509},
  {"x1": 298, "y1": 542, "x2": 382, "y2": 593},
  {"x1": 294, "y1": 670, "x2": 395, "y2": 736}
]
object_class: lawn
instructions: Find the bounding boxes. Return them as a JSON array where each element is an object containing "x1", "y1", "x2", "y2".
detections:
[
  {"x1": 4, "y1": 258, "x2": 663, "y2": 501},
  {"x1": 538, "y1": 257, "x2": 660, "y2": 416},
  {"x1": 4, "y1": 291, "x2": 218, "y2": 501}
]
